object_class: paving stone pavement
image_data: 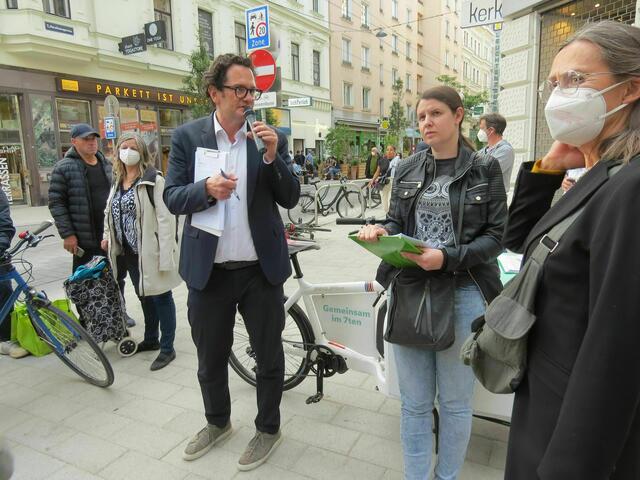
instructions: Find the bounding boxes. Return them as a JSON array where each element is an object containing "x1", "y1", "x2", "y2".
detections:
[{"x1": 0, "y1": 204, "x2": 509, "y2": 479}]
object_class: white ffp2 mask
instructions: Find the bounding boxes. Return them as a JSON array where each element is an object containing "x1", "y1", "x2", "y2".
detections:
[
  {"x1": 119, "y1": 148, "x2": 141, "y2": 166},
  {"x1": 544, "y1": 81, "x2": 628, "y2": 146}
]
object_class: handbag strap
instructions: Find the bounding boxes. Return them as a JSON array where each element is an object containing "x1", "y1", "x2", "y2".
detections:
[{"x1": 529, "y1": 161, "x2": 624, "y2": 264}]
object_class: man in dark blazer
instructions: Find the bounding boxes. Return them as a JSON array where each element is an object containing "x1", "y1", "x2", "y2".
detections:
[{"x1": 163, "y1": 53, "x2": 300, "y2": 471}]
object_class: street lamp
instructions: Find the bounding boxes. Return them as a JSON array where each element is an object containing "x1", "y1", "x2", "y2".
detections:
[{"x1": 375, "y1": 29, "x2": 387, "y2": 38}]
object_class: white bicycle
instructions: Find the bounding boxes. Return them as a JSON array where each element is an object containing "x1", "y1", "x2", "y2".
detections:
[{"x1": 229, "y1": 218, "x2": 513, "y2": 426}]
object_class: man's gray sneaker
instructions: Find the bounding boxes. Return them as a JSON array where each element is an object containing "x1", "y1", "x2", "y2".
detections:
[
  {"x1": 237, "y1": 430, "x2": 282, "y2": 471},
  {"x1": 183, "y1": 422, "x2": 232, "y2": 461}
]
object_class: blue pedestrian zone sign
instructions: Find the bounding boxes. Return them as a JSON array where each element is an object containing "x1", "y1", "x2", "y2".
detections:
[
  {"x1": 245, "y1": 5, "x2": 270, "y2": 52},
  {"x1": 104, "y1": 116, "x2": 116, "y2": 140}
]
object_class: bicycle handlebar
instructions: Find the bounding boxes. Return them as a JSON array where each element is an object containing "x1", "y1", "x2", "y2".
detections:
[
  {"x1": 32, "y1": 219, "x2": 54, "y2": 236},
  {"x1": 335, "y1": 217, "x2": 385, "y2": 225},
  {"x1": 5, "y1": 220, "x2": 54, "y2": 258}
]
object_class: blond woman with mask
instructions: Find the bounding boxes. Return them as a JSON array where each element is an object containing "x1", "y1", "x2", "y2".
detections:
[{"x1": 102, "y1": 132, "x2": 181, "y2": 370}]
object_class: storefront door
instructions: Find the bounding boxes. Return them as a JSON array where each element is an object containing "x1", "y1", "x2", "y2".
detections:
[{"x1": 0, "y1": 95, "x2": 28, "y2": 204}]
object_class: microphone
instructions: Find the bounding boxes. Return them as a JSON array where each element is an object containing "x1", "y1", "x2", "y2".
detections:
[{"x1": 243, "y1": 107, "x2": 266, "y2": 154}]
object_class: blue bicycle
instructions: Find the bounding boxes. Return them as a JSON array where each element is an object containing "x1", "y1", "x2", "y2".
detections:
[{"x1": 0, "y1": 220, "x2": 113, "y2": 387}]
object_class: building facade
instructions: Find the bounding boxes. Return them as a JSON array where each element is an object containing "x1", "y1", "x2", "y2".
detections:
[
  {"x1": 328, "y1": 0, "x2": 442, "y2": 156},
  {"x1": 499, "y1": 0, "x2": 639, "y2": 187},
  {"x1": 0, "y1": 0, "x2": 330, "y2": 206}
]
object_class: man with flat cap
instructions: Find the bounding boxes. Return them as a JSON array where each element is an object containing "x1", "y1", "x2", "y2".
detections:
[{"x1": 49, "y1": 123, "x2": 113, "y2": 272}]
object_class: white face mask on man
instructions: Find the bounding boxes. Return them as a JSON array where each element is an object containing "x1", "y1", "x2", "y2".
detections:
[
  {"x1": 119, "y1": 148, "x2": 141, "y2": 166},
  {"x1": 544, "y1": 81, "x2": 629, "y2": 147},
  {"x1": 477, "y1": 129, "x2": 489, "y2": 143}
]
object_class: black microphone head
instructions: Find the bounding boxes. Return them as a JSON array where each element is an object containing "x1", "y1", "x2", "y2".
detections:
[{"x1": 243, "y1": 107, "x2": 256, "y2": 120}]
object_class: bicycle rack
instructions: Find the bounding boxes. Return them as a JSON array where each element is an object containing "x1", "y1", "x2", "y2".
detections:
[{"x1": 313, "y1": 181, "x2": 366, "y2": 226}]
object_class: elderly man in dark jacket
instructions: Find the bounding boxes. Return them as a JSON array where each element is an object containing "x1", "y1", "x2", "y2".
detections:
[{"x1": 48, "y1": 123, "x2": 112, "y2": 272}]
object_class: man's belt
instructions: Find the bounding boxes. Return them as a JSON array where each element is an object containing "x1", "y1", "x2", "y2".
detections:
[{"x1": 213, "y1": 260, "x2": 260, "y2": 271}]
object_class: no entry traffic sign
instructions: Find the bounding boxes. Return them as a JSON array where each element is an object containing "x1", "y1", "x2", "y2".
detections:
[{"x1": 249, "y1": 49, "x2": 277, "y2": 92}]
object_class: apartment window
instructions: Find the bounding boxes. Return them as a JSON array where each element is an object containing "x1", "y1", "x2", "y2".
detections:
[
  {"x1": 313, "y1": 0, "x2": 319, "y2": 13},
  {"x1": 454, "y1": 26, "x2": 458, "y2": 44},
  {"x1": 464, "y1": 31, "x2": 468, "y2": 47},
  {"x1": 235, "y1": 22, "x2": 246, "y2": 55},
  {"x1": 417, "y1": 44, "x2": 423, "y2": 65},
  {"x1": 361, "y1": 46, "x2": 370, "y2": 69},
  {"x1": 43, "y1": 0, "x2": 70, "y2": 18},
  {"x1": 379, "y1": 98, "x2": 384, "y2": 116},
  {"x1": 379, "y1": 37, "x2": 384, "y2": 50},
  {"x1": 198, "y1": 9, "x2": 214, "y2": 59},
  {"x1": 453, "y1": 55, "x2": 458, "y2": 71},
  {"x1": 362, "y1": 3, "x2": 369, "y2": 27},
  {"x1": 484, "y1": 73, "x2": 489, "y2": 88},
  {"x1": 363, "y1": 88, "x2": 371, "y2": 110},
  {"x1": 406, "y1": 8, "x2": 412, "y2": 28},
  {"x1": 391, "y1": 0, "x2": 398, "y2": 19},
  {"x1": 405, "y1": 41, "x2": 411, "y2": 59},
  {"x1": 417, "y1": 13, "x2": 423, "y2": 35},
  {"x1": 154, "y1": 0, "x2": 173, "y2": 50},
  {"x1": 379, "y1": 0, "x2": 383, "y2": 12},
  {"x1": 445, "y1": 20, "x2": 450, "y2": 38},
  {"x1": 392, "y1": 68, "x2": 398, "y2": 85},
  {"x1": 343, "y1": 82, "x2": 353, "y2": 106},
  {"x1": 7, "y1": 0, "x2": 18, "y2": 8},
  {"x1": 342, "y1": 0, "x2": 352, "y2": 19},
  {"x1": 291, "y1": 43, "x2": 300, "y2": 81},
  {"x1": 392, "y1": 34, "x2": 398, "y2": 54},
  {"x1": 445, "y1": 50, "x2": 449, "y2": 68},
  {"x1": 379, "y1": 63, "x2": 384, "y2": 85},
  {"x1": 463, "y1": 61, "x2": 469, "y2": 79},
  {"x1": 313, "y1": 50, "x2": 321, "y2": 86},
  {"x1": 342, "y1": 38, "x2": 352, "y2": 64},
  {"x1": 405, "y1": 73, "x2": 411, "y2": 92},
  {"x1": 417, "y1": 74, "x2": 423, "y2": 93}
]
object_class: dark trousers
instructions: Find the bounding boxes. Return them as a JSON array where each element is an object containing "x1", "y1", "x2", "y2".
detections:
[
  {"x1": 117, "y1": 249, "x2": 176, "y2": 353},
  {"x1": 188, "y1": 264, "x2": 285, "y2": 434}
]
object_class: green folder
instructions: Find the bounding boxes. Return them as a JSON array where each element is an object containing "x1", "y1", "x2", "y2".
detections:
[{"x1": 349, "y1": 233, "x2": 428, "y2": 268}]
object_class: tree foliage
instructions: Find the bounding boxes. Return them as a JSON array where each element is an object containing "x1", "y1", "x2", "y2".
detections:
[
  {"x1": 389, "y1": 79, "x2": 408, "y2": 146},
  {"x1": 182, "y1": 44, "x2": 213, "y2": 118},
  {"x1": 325, "y1": 123, "x2": 354, "y2": 164},
  {"x1": 436, "y1": 74, "x2": 489, "y2": 121}
]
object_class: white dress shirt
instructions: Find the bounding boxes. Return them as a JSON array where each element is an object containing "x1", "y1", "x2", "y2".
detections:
[{"x1": 213, "y1": 113, "x2": 258, "y2": 263}]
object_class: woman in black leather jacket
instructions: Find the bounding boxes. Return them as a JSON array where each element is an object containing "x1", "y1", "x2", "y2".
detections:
[{"x1": 359, "y1": 86, "x2": 507, "y2": 480}]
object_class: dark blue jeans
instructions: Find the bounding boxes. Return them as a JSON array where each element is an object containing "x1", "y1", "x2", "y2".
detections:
[{"x1": 117, "y1": 250, "x2": 176, "y2": 353}]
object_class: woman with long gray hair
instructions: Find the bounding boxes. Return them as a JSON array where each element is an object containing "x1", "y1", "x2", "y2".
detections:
[
  {"x1": 102, "y1": 132, "x2": 181, "y2": 370},
  {"x1": 503, "y1": 20, "x2": 640, "y2": 478}
]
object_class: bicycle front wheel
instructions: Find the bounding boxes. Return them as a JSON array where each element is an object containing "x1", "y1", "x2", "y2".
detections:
[
  {"x1": 29, "y1": 302, "x2": 114, "y2": 387},
  {"x1": 288, "y1": 193, "x2": 316, "y2": 225},
  {"x1": 229, "y1": 302, "x2": 314, "y2": 391},
  {"x1": 336, "y1": 190, "x2": 365, "y2": 218}
]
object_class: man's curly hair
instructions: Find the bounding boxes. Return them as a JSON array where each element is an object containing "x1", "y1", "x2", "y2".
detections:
[{"x1": 202, "y1": 54, "x2": 254, "y2": 98}]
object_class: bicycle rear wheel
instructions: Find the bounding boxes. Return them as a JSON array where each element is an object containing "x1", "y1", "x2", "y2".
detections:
[
  {"x1": 229, "y1": 301, "x2": 314, "y2": 391},
  {"x1": 368, "y1": 188, "x2": 382, "y2": 209},
  {"x1": 288, "y1": 193, "x2": 316, "y2": 225},
  {"x1": 29, "y1": 301, "x2": 114, "y2": 387},
  {"x1": 336, "y1": 190, "x2": 365, "y2": 218}
]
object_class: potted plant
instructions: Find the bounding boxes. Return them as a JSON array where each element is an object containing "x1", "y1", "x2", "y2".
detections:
[{"x1": 350, "y1": 159, "x2": 359, "y2": 179}]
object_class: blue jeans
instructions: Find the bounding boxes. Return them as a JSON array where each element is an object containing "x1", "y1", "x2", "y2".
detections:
[
  {"x1": 117, "y1": 250, "x2": 176, "y2": 353},
  {"x1": 393, "y1": 279, "x2": 485, "y2": 480}
]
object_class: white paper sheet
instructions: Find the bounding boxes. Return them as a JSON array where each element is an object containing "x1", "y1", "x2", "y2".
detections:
[{"x1": 191, "y1": 148, "x2": 228, "y2": 237}]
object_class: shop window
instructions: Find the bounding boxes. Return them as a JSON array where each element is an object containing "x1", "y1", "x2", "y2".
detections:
[
  {"x1": 139, "y1": 107, "x2": 159, "y2": 166},
  {"x1": 42, "y1": 0, "x2": 70, "y2": 18},
  {"x1": 55, "y1": 98, "x2": 91, "y2": 153},
  {"x1": 154, "y1": 0, "x2": 173, "y2": 50},
  {"x1": 0, "y1": 95, "x2": 26, "y2": 203},
  {"x1": 160, "y1": 108, "x2": 182, "y2": 174},
  {"x1": 30, "y1": 95, "x2": 57, "y2": 169}
]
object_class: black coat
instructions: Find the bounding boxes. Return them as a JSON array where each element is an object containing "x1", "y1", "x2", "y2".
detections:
[
  {"x1": 48, "y1": 147, "x2": 112, "y2": 250},
  {"x1": 163, "y1": 113, "x2": 300, "y2": 290},
  {"x1": 504, "y1": 158, "x2": 640, "y2": 480},
  {"x1": 379, "y1": 145, "x2": 507, "y2": 303}
]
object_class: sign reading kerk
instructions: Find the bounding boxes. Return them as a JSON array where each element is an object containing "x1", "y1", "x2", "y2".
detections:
[{"x1": 56, "y1": 78, "x2": 201, "y2": 107}]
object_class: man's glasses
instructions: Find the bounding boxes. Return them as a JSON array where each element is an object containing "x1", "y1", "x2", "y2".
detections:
[
  {"x1": 222, "y1": 85, "x2": 263, "y2": 100},
  {"x1": 538, "y1": 70, "x2": 613, "y2": 102}
]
